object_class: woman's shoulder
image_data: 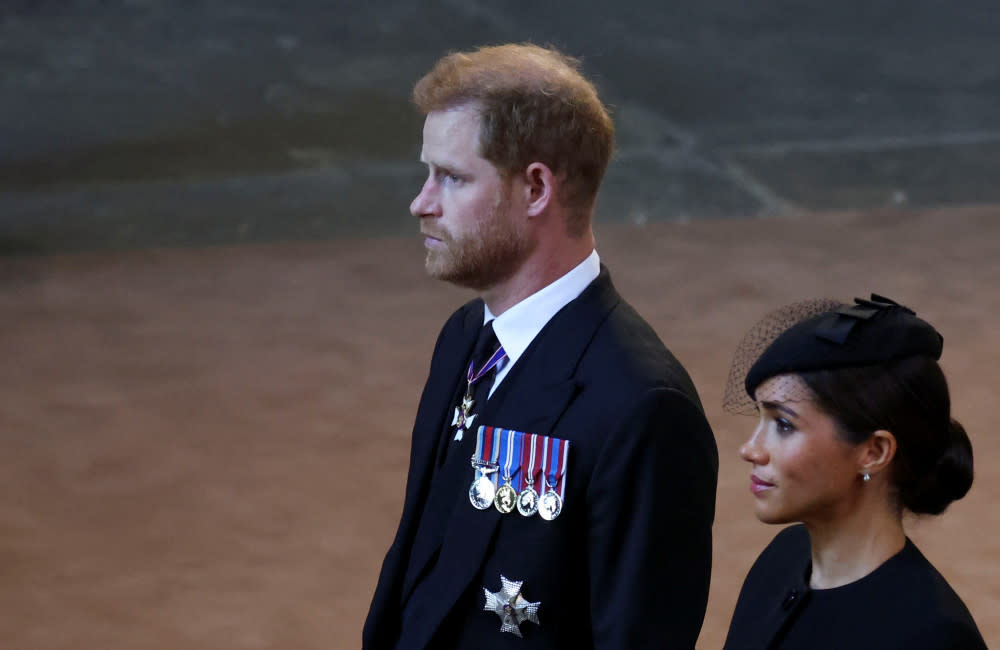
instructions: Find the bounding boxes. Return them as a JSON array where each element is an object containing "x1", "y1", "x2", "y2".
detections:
[
  {"x1": 895, "y1": 614, "x2": 988, "y2": 650},
  {"x1": 723, "y1": 527, "x2": 811, "y2": 650},
  {"x1": 731, "y1": 525, "x2": 811, "y2": 589},
  {"x1": 726, "y1": 531, "x2": 987, "y2": 650},
  {"x1": 877, "y1": 540, "x2": 974, "y2": 604},
  {"x1": 875, "y1": 540, "x2": 987, "y2": 647},
  {"x1": 730, "y1": 525, "x2": 811, "y2": 607},
  {"x1": 768, "y1": 523, "x2": 809, "y2": 548},
  {"x1": 752, "y1": 524, "x2": 810, "y2": 569}
]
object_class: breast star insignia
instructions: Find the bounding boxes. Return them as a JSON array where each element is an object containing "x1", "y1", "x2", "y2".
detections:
[
  {"x1": 483, "y1": 574, "x2": 540, "y2": 637},
  {"x1": 451, "y1": 393, "x2": 476, "y2": 440}
]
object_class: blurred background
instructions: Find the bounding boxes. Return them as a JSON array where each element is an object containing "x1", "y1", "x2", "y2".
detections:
[
  {"x1": 3, "y1": 0, "x2": 1000, "y2": 252},
  {"x1": 2, "y1": 2, "x2": 999, "y2": 649}
]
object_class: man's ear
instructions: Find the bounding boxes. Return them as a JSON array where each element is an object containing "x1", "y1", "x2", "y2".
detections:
[
  {"x1": 859, "y1": 429, "x2": 897, "y2": 479},
  {"x1": 522, "y1": 162, "x2": 555, "y2": 217}
]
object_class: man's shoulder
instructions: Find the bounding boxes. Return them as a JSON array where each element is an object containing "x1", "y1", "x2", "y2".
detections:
[{"x1": 581, "y1": 295, "x2": 701, "y2": 397}]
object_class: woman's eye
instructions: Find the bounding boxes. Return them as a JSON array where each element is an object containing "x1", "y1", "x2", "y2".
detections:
[{"x1": 775, "y1": 418, "x2": 796, "y2": 434}]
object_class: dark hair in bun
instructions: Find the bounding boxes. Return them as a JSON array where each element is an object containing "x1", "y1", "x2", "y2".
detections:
[{"x1": 799, "y1": 355, "x2": 974, "y2": 515}]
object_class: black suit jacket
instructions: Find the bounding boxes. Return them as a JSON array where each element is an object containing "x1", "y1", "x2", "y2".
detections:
[
  {"x1": 364, "y1": 268, "x2": 719, "y2": 649},
  {"x1": 724, "y1": 525, "x2": 987, "y2": 650}
]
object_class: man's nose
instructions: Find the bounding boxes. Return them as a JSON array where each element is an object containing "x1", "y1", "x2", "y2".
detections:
[{"x1": 410, "y1": 177, "x2": 440, "y2": 219}]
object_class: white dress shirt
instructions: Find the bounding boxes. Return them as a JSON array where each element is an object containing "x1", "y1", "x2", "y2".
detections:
[{"x1": 482, "y1": 249, "x2": 600, "y2": 397}]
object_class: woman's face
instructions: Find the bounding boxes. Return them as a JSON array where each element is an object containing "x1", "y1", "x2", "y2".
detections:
[{"x1": 739, "y1": 374, "x2": 866, "y2": 525}]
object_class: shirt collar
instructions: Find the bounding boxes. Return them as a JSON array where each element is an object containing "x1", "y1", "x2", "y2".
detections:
[{"x1": 484, "y1": 249, "x2": 600, "y2": 370}]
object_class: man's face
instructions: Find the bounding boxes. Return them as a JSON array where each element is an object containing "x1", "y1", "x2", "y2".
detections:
[{"x1": 410, "y1": 103, "x2": 532, "y2": 290}]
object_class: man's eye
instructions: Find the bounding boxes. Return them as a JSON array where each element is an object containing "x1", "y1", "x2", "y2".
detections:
[{"x1": 436, "y1": 170, "x2": 462, "y2": 184}]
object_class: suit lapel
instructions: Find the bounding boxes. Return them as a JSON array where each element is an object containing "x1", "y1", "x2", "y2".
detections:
[
  {"x1": 408, "y1": 304, "x2": 483, "y2": 504},
  {"x1": 491, "y1": 267, "x2": 619, "y2": 433},
  {"x1": 404, "y1": 269, "x2": 622, "y2": 648},
  {"x1": 420, "y1": 305, "x2": 484, "y2": 466},
  {"x1": 393, "y1": 304, "x2": 484, "y2": 595}
]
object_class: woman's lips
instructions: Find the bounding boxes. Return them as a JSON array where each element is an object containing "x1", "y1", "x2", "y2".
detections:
[{"x1": 750, "y1": 475, "x2": 775, "y2": 495}]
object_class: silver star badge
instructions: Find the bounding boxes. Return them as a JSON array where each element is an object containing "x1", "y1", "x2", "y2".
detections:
[{"x1": 483, "y1": 574, "x2": 540, "y2": 638}]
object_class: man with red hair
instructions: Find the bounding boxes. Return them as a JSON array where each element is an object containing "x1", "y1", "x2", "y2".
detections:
[{"x1": 364, "y1": 43, "x2": 718, "y2": 649}]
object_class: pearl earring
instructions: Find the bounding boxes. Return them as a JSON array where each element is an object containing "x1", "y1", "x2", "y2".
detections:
[{"x1": 862, "y1": 472, "x2": 871, "y2": 482}]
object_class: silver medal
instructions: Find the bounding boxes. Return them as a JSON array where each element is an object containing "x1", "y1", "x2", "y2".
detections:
[
  {"x1": 470, "y1": 475, "x2": 497, "y2": 509},
  {"x1": 538, "y1": 490, "x2": 563, "y2": 521},
  {"x1": 494, "y1": 483, "x2": 517, "y2": 514},
  {"x1": 516, "y1": 486, "x2": 539, "y2": 517}
]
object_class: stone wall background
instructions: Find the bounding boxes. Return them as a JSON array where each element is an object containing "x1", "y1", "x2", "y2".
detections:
[{"x1": 2, "y1": 1, "x2": 1000, "y2": 251}]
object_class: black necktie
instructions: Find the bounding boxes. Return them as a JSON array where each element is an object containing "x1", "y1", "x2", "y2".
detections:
[
  {"x1": 469, "y1": 319, "x2": 502, "y2": 404},
  {"x1": 471, "y1": 321, "x2": 502, "y2": 381}
]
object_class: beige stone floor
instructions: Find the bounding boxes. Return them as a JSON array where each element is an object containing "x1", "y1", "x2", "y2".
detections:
[{"x1": 1, "y1": 207, "x2": 997, "y2": 648}]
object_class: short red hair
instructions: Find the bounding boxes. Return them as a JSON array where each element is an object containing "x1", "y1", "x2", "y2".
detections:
[{"x1": 413, "y1": 43, "x2": 614, "y2": 230}]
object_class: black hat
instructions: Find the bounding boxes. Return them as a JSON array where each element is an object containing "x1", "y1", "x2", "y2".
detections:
[{"x1": 744, "y1": 294, "x2": 943, "y2": 399}]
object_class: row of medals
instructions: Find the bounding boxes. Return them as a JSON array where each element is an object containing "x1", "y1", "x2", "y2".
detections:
[{"x1": 468, "y1": 460, "x2": 563, "y2": 521}]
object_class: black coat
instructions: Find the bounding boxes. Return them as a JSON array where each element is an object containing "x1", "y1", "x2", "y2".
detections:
[
  {"x1": 724, "y1": 525, "x2": 987, "y2": 650},
  {"x1": 363, "y1": 268, "x2": 719, "y2": 649}
]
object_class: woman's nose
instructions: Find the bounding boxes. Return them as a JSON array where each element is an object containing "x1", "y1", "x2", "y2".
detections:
[{"x1": 739, "y1": 426, "x2": 768, "y2": 465}]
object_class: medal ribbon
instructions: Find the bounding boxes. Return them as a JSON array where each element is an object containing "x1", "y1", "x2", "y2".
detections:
[
  {"x1": 466, "y1": 345, "x2": 507, "y2": 386},
  {"x1": 473, "y1": 426, "x2": 488, "y2": 466},
  {"x1": 558, "y1": 438, "x2": 570, "y2": 499},
  {"x1": 499, "y1": 429, "x2": 521, "y2": 485},
  {"x1": 471, "y1": 426, "x2": 503, "y2": 489},
  {"x1": 518, "y1": 433, "x2": 542, "y2": 493},
  {"x1": 489, "y1": 427, "x2": 503, "y2": 488},
  {"x1": 544, "y1": 436, "x2": 570, "y2": 499},
  {"x1": 473, "y1": 426, "x2": 503, "y2": 471},
  {"x1": 540, "y1": 437, "x2": 549, "y2": 491}
]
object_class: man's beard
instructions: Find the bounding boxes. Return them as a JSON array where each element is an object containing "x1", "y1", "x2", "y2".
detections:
[{"x1": 424, "y1": 191, "x2": 533, "y2": 291}]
